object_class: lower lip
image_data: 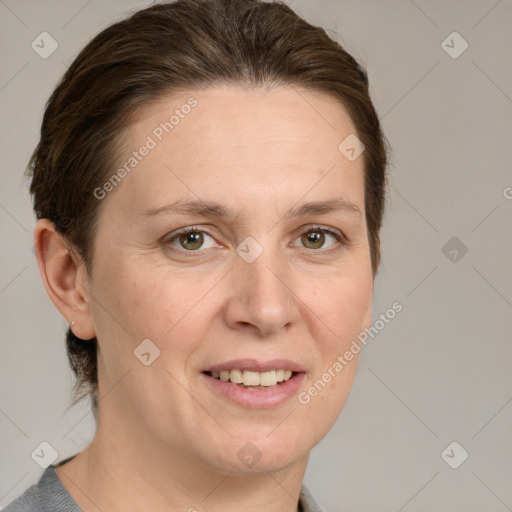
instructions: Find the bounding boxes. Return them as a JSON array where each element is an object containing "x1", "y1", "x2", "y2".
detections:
[{"x1": 202, "y1": 372, "x2": 306, "y2": 409}]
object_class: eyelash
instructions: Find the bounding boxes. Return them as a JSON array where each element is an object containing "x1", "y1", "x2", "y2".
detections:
[{"x1": 163, "y1": 225, "x2": 347, "y2": 256}]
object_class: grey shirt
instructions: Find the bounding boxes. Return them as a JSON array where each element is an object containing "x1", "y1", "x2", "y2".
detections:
[{"x1": 4, "y1": 463, "x2": 324, "y2": 512}]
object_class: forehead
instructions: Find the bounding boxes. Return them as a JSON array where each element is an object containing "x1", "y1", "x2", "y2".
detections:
[{"x1": 112, "y1": 84, "x2": 365, "y2": 218}]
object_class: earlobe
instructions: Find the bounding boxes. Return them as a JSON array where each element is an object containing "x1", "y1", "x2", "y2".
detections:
[{"x1": 33, "y1": 219, "x2": 96, "y2": 340}]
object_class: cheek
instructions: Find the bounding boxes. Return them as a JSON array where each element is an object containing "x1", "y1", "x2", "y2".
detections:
[
  {"x1": 299, "y1": 272, "x2": 372, "y2": 437},
  {"x1": 95, "y1": 255, "x2": 222, "y2": 350},
  {"x1": 309, "y1": 265, "x2": 373, "y2": 352}
]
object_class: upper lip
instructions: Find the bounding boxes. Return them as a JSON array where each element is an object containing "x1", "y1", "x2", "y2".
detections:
[{"x1": 205, "y1": 359, "x2": 305, "y2": 373}]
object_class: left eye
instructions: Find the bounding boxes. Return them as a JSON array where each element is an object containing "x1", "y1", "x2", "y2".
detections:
[{"x1": 293, "y1": 227, "x2": 341, "y2": 250}]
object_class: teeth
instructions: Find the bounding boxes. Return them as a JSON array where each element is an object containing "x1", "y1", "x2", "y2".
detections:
[
  {"x1": 209, "y1": 369, "x2": 295, "y2": 387},
  {"x1": 243, "y1": 371, "x2": 260, "y2": 386},
  {"x1": 229, "y1": 369, "x2": 243, "y2": 384},
  {"x1": 259, "y1": 370, "x2": 276, "y2": 386}
]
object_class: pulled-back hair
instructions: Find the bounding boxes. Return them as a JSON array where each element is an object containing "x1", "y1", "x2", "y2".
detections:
[{"x1": 26, "y1": 0, "x2": 389, "y2": 418}]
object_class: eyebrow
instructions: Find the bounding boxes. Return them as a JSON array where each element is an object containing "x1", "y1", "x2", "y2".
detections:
[{"x1": 140, "y1": 196, "x2": 362, "y2": 220}]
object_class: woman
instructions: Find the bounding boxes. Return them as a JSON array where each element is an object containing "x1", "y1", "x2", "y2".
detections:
[{"x1": 5, "y1": 0, "x2": 388, "y2": 510}]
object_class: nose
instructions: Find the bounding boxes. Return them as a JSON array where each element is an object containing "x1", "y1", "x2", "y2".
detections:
[{"x1": 223, "y1": 245, "x2": 300, "y2": 338}]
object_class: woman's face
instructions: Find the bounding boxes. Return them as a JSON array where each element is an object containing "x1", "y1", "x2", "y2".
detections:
[{"x1": 82, "y1": 84, "x2": 373, "y2": 473}]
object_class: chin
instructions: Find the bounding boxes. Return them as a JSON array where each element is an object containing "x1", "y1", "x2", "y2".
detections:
[{"x1": 203, "y1": 431, "x2": 311, "y2": 474}]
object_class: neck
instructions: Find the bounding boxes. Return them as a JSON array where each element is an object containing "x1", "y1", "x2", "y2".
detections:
[{"x1": 56, "y1": 409, "x2": 309, "y2": 512}]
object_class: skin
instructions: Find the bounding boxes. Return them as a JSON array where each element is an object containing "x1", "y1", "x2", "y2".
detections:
[{"x1": 34, "y1": 84, "x2": 374, "y2": 512}]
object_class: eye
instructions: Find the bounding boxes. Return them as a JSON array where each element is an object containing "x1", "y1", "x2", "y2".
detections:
[
  {"x1": 165, "y1": 227, "x2": 218, "y2": 252},
  {"x1": 292, "y1": 226, "x2": 344, "y2": 251},
  {"x1": 164, "y1": 225, "x2": 346, "y2": 256}
]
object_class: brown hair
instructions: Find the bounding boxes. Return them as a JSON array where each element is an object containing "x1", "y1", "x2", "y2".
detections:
[{"x1": 26, "y1": 0, "x2": 389, "y2": 418}]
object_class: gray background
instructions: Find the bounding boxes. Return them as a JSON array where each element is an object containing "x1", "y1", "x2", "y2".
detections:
[{"x1": 1, "y1": 1, "x2": 511, "y2": 511}]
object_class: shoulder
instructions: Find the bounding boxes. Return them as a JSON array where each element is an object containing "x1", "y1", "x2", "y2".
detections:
[
  {"x1": 2, "y1": 465, "x2": 81, "y2": 512},
  {"x1": 2, "y1": 481, "x2": 43, "y2": 512}
]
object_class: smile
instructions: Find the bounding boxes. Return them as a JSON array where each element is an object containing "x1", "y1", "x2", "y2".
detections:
[
  {"x1": 204, "y1": 369, "x2": 294, "y2": 388},
  {"x1": 201, "y1": 359, "x2": 306, "y2": 408}
]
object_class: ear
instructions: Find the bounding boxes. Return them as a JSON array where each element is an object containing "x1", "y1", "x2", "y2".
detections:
[{"x1": 33, "y1": 219, "x2": 96, "y2": 340}]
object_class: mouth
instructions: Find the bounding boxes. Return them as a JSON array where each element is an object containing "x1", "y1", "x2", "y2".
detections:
[
  {"x1": 203, "y1": 369, "x2": 296, "y2": 389},
  {"x1": 201, "y1": 359, "x2": 306, "y2": 408}
]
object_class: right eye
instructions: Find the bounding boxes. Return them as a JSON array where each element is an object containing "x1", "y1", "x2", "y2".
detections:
[{"x1": 164, "y1": 227, "x2": 219, "y2": 253}]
